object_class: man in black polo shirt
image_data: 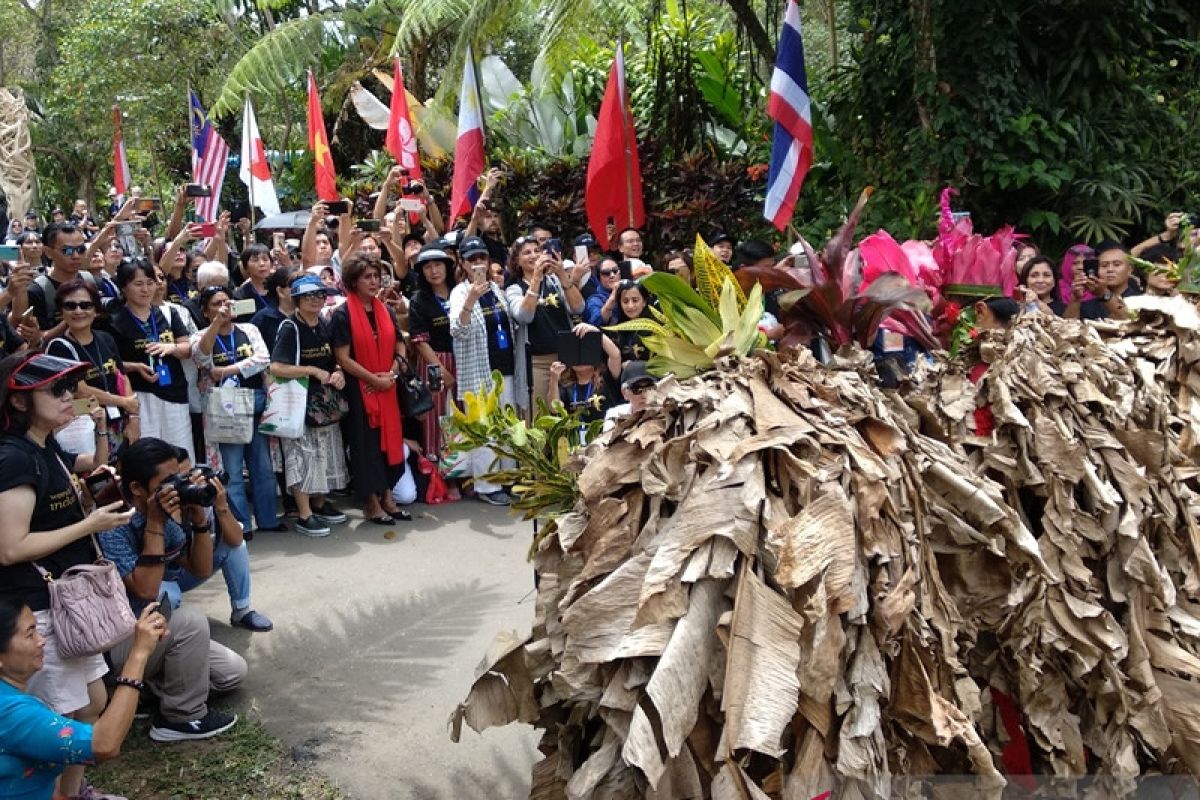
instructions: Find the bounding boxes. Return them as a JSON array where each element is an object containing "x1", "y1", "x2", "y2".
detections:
[{"x1": 1069, "y1": 240, "x2": 1139, "y2": 321}]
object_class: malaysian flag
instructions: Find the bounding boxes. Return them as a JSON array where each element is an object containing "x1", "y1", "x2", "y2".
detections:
[
  {"x1": 188, "y1": 89, "x2": 229, "y2": 222},
  {"x1": 762, "y1": 0, "x2": 813, "y2": 231}
]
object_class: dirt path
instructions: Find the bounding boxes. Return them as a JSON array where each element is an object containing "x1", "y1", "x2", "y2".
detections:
[{"x1": 186, "y1": 501, "x2": 541, "y2": 799}]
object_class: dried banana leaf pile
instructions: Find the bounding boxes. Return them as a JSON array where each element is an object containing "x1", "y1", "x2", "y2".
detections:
[{"x1": 451, "y1": 312, "x2": 1200, "y2": 798}]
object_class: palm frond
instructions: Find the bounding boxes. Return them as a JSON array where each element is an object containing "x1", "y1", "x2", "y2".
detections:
[
  {"x1": 605, "y1": 318, "x2": 671, "y2": 337},
  {"x1": 211, "y1": 13, "x2": 334, "y2": 117}
]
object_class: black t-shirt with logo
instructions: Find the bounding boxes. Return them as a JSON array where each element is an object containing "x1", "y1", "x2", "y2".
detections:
[
  {"x1": 556, "y1": 372, "x2": 620, "y2": 428},
  {"x1": 46, "y1": 331, "x2": 125, "y2": 394},
  {"x1": 110, "y1": 306, "x2": 191, "y2": 404},
  {"x1": 519, "y1": 278, "x2": 573, "y2": 356},
  {"x1": 208, "y1": 325, "x2": 264, "y2": 391},
  {"x1": 166, "y1": 277, "x2": 198, "y2": 307},
  {"x1": 272, "y1": 315, "x2": 337, "y2": 407},
  {"x1": 0, "y1": 435, "x2": 90, "y2": 611},
  {"x1": 407, "y1": 291, "x2": 453, "y2": 354},
  {"x1": 478, "y1": 291, "x2": 515, "y2": 376}
]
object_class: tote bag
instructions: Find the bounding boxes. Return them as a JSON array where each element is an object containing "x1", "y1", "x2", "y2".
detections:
[
  {"x1": 204, "y1": 384, "x2": 256, "y2": 444},
  {"x1": 258, "y1": 321, "x2": 308, "y2": 439}
]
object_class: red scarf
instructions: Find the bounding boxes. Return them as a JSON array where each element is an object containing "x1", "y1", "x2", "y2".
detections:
[{"x1": 345, "y1": 292, "x2": 405, "y2": 465}]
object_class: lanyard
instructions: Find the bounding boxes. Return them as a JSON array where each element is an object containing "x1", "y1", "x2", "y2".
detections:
[
  {"x1": 479, "y1": 292, "x2": 510, "y2": 350},
  {"x1": 572, "y1": 382, "x2": 593, "y2": 442},
  {"x1": 72, "y1": 334, "x2": 111, "y2": 394},
  {"x1": 215, "y1": 329, "x2": 238, "y2": 358}
]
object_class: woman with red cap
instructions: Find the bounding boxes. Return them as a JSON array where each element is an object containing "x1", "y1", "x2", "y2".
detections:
[{"x1": 0, "y1": 352, "x2": 135, "y2": 799}]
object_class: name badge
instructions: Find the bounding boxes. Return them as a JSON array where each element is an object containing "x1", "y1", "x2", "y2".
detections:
[{"x1": 155, "y1": 361, "x2": 173, "y2": 386}]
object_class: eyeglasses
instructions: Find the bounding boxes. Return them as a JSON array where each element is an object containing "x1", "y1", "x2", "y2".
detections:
[
  {"x1": 627, "y1": 383, "x2": 653, "y2": 395},
  {"x1": 62, "y1": 301, "x2": 95, "y2": 311},
  {"x1": 599, "y1": 268, "x2": 620, "y2": 277},
  {"x1": 59, "y1": 245, "x2": 87, "y2": 256}
]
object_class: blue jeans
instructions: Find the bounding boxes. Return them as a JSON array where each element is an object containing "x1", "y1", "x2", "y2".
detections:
[
  {"x1": 219, "y1": 389, "x2": 278, "y2": 532},
  {"x1": 161, "y1": 536, "x2": 252, "y2": 615}
]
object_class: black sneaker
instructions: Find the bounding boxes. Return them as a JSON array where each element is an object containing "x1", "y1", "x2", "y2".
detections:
[
  {"x1": 312, "y1": 502, "x2": 348, "y2": 525},
  {"x1": 478, "y1": 490, "x2": 513, "y2": 506},
  {"x1": 295, "y1": 516, "x2": 331, "y2": 537},
  {"x1": 149, "y1": 709, "x2": 238, "y2": 742}
]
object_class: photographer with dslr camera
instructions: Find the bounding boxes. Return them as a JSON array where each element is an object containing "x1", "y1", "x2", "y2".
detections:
[{"x1": 98, "y1": 437, "x2": 252, "y2": 742}]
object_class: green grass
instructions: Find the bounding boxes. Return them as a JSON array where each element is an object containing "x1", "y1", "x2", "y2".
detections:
[{"x1": 88, "y1": 711, "x2": 346, "y2": 800}]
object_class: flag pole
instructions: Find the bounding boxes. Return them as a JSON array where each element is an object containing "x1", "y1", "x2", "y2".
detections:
[{"x1": 617, "y1": 37, "x2": 636, "y2": 229}]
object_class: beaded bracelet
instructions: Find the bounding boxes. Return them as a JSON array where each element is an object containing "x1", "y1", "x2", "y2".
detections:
[{"x1": 113, "y1": 676, "x2": 144, "y2": 692}]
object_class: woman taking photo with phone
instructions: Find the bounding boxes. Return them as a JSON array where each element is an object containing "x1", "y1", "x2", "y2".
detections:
[
  {"x1": 450, "y1": 238, "x2": 519, "y2": 506},
  {"x1": 192, "y1": 285, "x2": 284, "y2": 537},
  {"x1": 0, "y1": 600, "x2": 168, "y2": 800},
  {"x1": 0, "y1": 352, "x2": 136, "y2": 800},
  {"x1": 46, "y1": 278, "x2": 140, "y2": 448},
  {"x1": 407, "y1": 245, "x2": 458, "y2": 461},
  {"x1": 331, "y1": 254, "x2": 411, "y2": 524},
  {"x1": 505, "y1": 237, "x2": 585, "y2": 416}
]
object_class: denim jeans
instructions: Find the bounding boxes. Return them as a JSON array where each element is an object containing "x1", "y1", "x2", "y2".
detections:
[
  {"x1": 219, "y1": 388, "x2": 278, "y2": 532},
  {"x1": 161, "y1": 536, "x2": 252, "y2": 615}
]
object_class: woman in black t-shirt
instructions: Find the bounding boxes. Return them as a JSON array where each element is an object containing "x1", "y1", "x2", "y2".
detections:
[
  {"x1": 111, "y1": 258, "x2": 195, "y2": 461},
  {"x1": 270, "y1": 275, "x2": 350, "y2": 537},
  {"x1": 545, "y1": 323, "x2": 623, "y2": 446},
  {"x1": 613, "y1": 280, "x2": 654, "y2": 365},
  {"x1": 0, "y1": 352, "x2": 134, "y2": 797},
  {"x1": 46, "y1": 278, "x2": 139, "y2": 448},
  {"x1": 407, "y1": 246, "x2": 458, "y2": 460},
  {"x1": 192, "y1": 285, "x2": 281, "y2": 535}
]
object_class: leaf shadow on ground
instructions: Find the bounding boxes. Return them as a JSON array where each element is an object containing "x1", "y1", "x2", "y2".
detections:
[
  {"x1": 403, "y1": 742, "x2": 537, "y2": 800},
  {"x1": 211, "y1": 579, "x2": 506, "y2": 732}
]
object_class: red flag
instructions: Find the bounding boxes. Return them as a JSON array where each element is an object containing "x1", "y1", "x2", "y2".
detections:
[
  {"x1": 450, "y1": 45, "x2": 486, "y2": 223},
  {"x1": 586, "y1": 42, "x2": 644, "y2": 250},
  {"x1": 112, "y1": 105, "x2": 130, "y2": 196},
  {"x1": 385, "y1": 58, "x2": 422, "y2": 180},
  {"x1": 307, "y1": 71, "x2": 338, "y2": 201}
]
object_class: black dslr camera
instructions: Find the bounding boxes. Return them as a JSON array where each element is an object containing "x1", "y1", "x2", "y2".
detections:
[{"x1": 161, "y1": 466, "x2": 228, "y2": 507}]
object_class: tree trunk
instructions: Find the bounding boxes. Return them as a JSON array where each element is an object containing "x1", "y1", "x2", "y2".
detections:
[
  {"x1": 723, "y1": 0, "x2": 777, "y2": 78},
  {"x1": 76, "y1": 167, "x2": 95, "y2": 214},
  {"x1": 910, "y1": 0, "x2": 937, "y2": 134},
  {"x1": 825, "y1": 0, "x2": 839, "y2": 65}
]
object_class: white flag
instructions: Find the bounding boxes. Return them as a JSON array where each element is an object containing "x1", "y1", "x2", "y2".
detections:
[{"x1": 239, "y1": 96, "x2": 281, "y2": 217}]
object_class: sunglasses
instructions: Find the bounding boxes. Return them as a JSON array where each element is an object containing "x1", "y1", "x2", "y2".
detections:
[
  {"x1": 62, "y1": 300, "x2": 95, "y2": 311},
  {"x1": 46, "y1": 380, "x2": 75, "y2": 399},
  {"x1": 599, "y1": 268, "x2": 621, "y2": 277},
  {"x1": 59, "y1": 245, "x2": 87, "y2": 256}
]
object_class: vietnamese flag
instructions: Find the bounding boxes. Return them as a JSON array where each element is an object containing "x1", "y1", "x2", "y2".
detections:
[
  {"x1": 112, "y1": 104, "x2": 131, "y2": 197},
  {"x1": 586, "y1": 40, "x2": 644, "y2": 250},
  {"x1": 307, "y1": 71, "x2": 338, "y2": 201},
  {"x1": 449, "y1": 45, "x2": 485, "y2": 223},
  {"x1": 385, "y1": 58, "x2": 422, "y2": 180}
]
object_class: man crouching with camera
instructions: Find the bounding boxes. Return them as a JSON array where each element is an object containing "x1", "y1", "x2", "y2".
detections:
[{"x1": 97, "y1": 438, "x2": 249, "y2": 742}]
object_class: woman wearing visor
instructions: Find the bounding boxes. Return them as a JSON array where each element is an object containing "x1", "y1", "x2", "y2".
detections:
[{"x1": 0, "y1": 352, "x2": 135, "y2": 799}]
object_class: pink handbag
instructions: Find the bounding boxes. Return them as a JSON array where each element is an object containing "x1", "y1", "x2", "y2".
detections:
[
  {"x1": 31, "y1": 453, "x2": 136, "y2": 660},
  {"x1": 33, "y1": 536, "x2": 136, "y2": 660}
]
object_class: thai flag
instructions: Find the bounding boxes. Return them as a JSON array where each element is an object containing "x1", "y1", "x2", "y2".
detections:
[
  {"x1": 762, "y1": 0, "x2": 813, "y2": 231},
  {"x1": 188, "y1": 90, "x2": 230, "y2": 222},
  {"x1": 449, "y1": 44, "x2": 485, "y2": 223}
]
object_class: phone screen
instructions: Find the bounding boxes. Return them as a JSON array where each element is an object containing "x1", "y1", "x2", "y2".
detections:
[{"x1": 0, "y1": 245, "x2": 20, "y2": 260}]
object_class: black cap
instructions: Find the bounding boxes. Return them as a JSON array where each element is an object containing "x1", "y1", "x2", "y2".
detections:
[
  {"x1": 415, "y1": 245, "x2": 455, "y2": 268},
  {"x1": 620, "y1": 360, "x2": 655, "y2": 390},
  {"x1": 709, "y1": 231, "x2": 735, "y2": 246},
  {"x1": 401, "y1": 232, "x2": 424, "y2": 248},
  {"x1": 459, "y1": 236, "x2": 489, "y2": 259},
  {"x1": 573, "y1": 233, "x2": 598, "y2": 249}
]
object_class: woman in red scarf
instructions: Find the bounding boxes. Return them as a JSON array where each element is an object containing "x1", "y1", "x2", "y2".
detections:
[{"x1": 331, "y1": 254, "x2": 411, "y2": 524}]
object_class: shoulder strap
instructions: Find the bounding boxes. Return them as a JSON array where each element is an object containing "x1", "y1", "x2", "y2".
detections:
[
  {"x1": 33, "y1": 274, "x2": 55, "y2": 316},
  {"x1": 279, "y1": 318, "x2": 301, "y2": 367},
  {"x1": 49, "y1": 336, "x2": 83, "y2": 362},
  {"x1": 158, "y1": 302, "x2": 172, "y2": 326}
]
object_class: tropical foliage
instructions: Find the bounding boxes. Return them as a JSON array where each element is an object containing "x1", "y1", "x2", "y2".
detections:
[{"x1": 1, "y1": 0, "x2": 1195, "y2": 257}]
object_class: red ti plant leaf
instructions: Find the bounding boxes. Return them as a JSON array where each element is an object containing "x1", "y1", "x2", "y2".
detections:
[
  {"x1": 734, "y1": 262, "x2": 810, "y2": 295},
  {"x1": 849, "y1": 273, "x2": 935, "y2": 349},
  {"x1": 819, "y1": 187, "x2": 874, "y2": 289}
]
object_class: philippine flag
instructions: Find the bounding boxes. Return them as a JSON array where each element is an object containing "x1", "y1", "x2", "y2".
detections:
[
  {"x1": 762, "y1": 0, "x2": 813, "y2": 231},
  {"x1": 449, "y1": 44, "x2": 485, "y2": 223}
]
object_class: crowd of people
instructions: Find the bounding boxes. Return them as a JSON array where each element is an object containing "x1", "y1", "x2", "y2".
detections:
[{"x1": 0, "y1": 156, "x2": 1196, "y2": 799}]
